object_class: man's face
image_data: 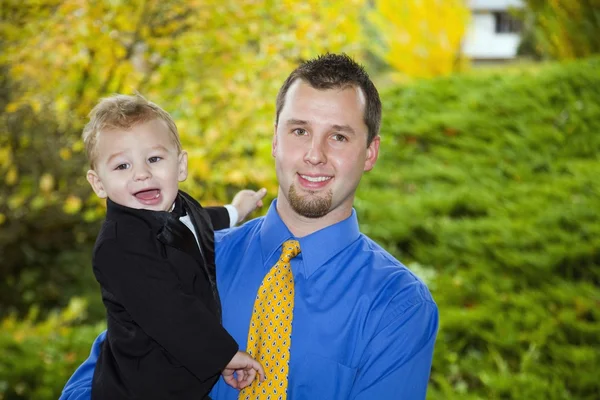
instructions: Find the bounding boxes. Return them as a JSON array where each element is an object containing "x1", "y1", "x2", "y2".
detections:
[
  {"x1": 273, "y1": 80, "x2": 380, "y2": 223},
  {"x1": 86, "y1": 119, "x2": 187, "y2": 212}
]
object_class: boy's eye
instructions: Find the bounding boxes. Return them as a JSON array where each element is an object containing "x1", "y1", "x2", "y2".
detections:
[
  {"x1": 148, "y1": 156, "x2": 162, "y2": 163},
  {"x1": 115, "y1": 163, "x2": 129, "y2": 170}
]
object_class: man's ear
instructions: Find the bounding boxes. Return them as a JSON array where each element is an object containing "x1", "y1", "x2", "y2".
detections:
[
  {"x1": 178, "y1": 150, "x2": 189, "y2": 182},
  {"x1": 272, "y1": 123, "x2": 278, "y2": 158},
  {"x1": 363, "y1": 135, "x2": 380, "y2": 172},
  {"x1": 87, "y1": 170, "x2": 107, "y2": 198}
]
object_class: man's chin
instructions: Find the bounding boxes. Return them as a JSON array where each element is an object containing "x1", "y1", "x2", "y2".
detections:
[{"x1": 289, "y1": 185, "x2": 332, "y2": 218}]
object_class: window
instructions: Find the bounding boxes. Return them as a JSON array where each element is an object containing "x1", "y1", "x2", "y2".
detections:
[{"x1": 493, "y1": 12, "x2": 522, "y2": 34}]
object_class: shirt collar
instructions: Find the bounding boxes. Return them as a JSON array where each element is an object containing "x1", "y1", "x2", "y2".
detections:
[{"x1": 259, "y1": 199, "x2": 361, "y2": 278}]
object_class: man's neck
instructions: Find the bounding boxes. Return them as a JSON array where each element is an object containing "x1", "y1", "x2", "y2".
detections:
[{"x1": 275, "y1": 192, "x2": 352, "y2": 238}]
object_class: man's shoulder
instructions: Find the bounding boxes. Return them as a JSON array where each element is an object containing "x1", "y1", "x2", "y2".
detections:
[
  {"x1": 353, "y1": 234, "x2": 435, "y2": 305},
  {"x1": 215, "y1": 215, "x2": 265, "y2": 245}
]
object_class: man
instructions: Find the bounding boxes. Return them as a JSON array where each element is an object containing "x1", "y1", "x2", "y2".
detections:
[{"x1": 61, "y1": 53, "x2": 438, "y2": 400}]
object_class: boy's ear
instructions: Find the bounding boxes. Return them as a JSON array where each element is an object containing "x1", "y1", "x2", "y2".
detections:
[
  {"x1": 86, "y1": 170, "x2": 107, "y2": 198},
  {"x1": 178, "y1": 151, "x2": 188, "y2": 182}
]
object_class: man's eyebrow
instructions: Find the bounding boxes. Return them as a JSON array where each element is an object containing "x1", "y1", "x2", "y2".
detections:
[
  {"x1": 285, "y1": 118, "x2": 309, "y2": 126},
  {"x1": 284, "y1": 119, "x2": 356, "y2": 135},
  {"x1": 331, "y1": 124, "x2": 356, "y2": 136}
]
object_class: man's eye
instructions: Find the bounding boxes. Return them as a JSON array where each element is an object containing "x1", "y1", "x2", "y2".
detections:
[
  {"x1": 293, "y1": 128, "x2": 307, "y2": 136},
  {"x1": 332, "y1": 134, "x2": 348, "y2": 142},
  {"x1": 149, "y1": 156, "x2": 162, "y2": 163},
  {"x1": 115, "y1": 163, "x2": 129, "y2": 170}
]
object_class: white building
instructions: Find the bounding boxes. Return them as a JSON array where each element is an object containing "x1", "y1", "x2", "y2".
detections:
[{"x1": 462, "y1": 0, "x2": 524, "y2": 63}]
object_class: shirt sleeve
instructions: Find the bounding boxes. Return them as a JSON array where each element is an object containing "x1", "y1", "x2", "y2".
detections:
[
  {"x1": 93, "y1": 239, "x2": 239, "y2": 382},
  {"x1": 59, "y1": 331, "x2": 106, "y2": 400},
  {"x1": 223, "y1": 204, "x2": 239, "y2": 228},
  {"x1": 350, "y1": 299, "x2": 439, "y2": 400}
]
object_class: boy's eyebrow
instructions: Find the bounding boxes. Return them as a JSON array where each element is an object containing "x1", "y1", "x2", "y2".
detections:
[
  {"x1": 106, "y1": 151, "x2": 125, "y2": 165},
  {"x1": 105, "y1": 145, "x2": 170, "y2": 165},
  {"x1": 150, "y1": 145, "x2": 169, "y2": 152}
]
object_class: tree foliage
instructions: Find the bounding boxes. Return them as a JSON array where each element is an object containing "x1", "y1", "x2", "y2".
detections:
[
  {"x1": 0, "y1": 0, "x2": 366, "y2": 315},
  {"x1": 366, "y1": 0, "x2": 470, "y2": 79},
  {"x1": 519, "y1": 0, "x2": 600, "y2": 60}
]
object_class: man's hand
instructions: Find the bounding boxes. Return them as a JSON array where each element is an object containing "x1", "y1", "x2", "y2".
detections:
[
  {"x1": 231, "y1": 188, "x2": 267, "y2": 224},
  {"x1": 222, "y1": 351, "x2": 266, "y2": 390}
]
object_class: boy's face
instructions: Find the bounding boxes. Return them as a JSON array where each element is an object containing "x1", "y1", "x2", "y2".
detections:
[{"x1": 86, "y1": 119, "x2": 187, "y2": 212}]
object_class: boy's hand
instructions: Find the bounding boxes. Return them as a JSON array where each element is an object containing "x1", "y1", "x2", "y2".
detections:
[
  {"x1": 232, "y1": 188, "x2": 267, "y2": 224},
  {"x1": 222, "y1": 351, "x2": 266, "y2": 390}
]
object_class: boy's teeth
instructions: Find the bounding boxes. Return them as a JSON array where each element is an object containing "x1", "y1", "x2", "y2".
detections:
[
  {"x1": 301, "y1": 175, "x2": 331, "y2": 182},
  {"x1": 135, "y1": 189, "x2": 160, "y2": 200}
]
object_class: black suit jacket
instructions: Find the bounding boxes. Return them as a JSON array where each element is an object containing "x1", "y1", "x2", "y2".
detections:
[{"x1": 91, "y1": 191, "x2": 238, "y2": 400}]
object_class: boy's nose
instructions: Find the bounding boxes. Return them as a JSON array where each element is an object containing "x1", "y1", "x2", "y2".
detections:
[{"x1": 133, "y1": 166, "x2": 152, "y2": 181}]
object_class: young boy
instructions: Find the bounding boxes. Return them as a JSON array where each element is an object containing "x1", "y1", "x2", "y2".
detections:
[{"x1": 83, "y1": 93, "x2": 265, "y2": 399}]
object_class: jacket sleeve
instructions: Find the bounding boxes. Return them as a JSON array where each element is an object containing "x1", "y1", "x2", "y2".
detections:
[
  {"x1": 205, "y1": 206, "x2": 231, "y2": 231},
  {"x1": 93, "y1": 239, "x2": 239, "y2": 382}
]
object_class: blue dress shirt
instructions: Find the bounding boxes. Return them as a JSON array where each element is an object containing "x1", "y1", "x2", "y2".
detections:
[{"x1": 60, "y1": 200, "x2": 438, "y2": 400}]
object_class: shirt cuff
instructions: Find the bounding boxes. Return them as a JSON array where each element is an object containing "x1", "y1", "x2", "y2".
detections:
[{"x1": 224, "y1": 204, "x2": 238, "y2": 228}]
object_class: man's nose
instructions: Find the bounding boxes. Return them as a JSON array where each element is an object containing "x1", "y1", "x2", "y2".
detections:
[{"x1": 303, "y1": 139, "x2": 327, "y2": 165}]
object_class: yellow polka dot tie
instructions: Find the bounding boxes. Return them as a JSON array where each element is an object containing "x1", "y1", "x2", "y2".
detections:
[{"x1": 239, "y1": 240, "x2": 301, "y2": 400}]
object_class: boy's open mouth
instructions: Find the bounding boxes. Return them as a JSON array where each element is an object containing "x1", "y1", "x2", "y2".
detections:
[{"x1": 134, "y1": 189, "x2": 160, "y2": 200}]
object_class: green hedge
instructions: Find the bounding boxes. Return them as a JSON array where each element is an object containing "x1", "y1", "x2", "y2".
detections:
[
  {"x1": 359, "y1": 57, "x2": 600, "y2": 399},
  {"x1": 1, "y1": 57, "x2": 599, "y2": 399},
  {"x1": 0, "y1": 299, "x2": 104, "y2": 400}
]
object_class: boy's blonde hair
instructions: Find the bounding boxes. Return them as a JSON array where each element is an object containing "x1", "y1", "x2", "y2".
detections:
[{"x1": 82, "y1": 94, "x2": 181, "y2": 168}]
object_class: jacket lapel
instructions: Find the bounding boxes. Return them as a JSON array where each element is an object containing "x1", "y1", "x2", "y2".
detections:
[{"x1": 178, "y1": 191, "x2": 222, "y2": 318}]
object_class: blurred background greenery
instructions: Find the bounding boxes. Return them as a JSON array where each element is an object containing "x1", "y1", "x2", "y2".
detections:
[{"x1": 1, "y1": 0, "x2": 599, "y2": 399}]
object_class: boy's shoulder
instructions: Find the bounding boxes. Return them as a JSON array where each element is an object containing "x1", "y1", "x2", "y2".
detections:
[{"x1": 94, "y1": 214, "x2": 159, "y2": 257}]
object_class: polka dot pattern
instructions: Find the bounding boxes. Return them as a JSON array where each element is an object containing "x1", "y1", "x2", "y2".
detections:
[{"x1": 239, "y1": 240, "x2": 300, "y2": 400}]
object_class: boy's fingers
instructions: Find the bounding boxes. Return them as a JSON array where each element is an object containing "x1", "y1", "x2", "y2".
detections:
[
  {"x1": 253, "y1": 361, "x2": 266, "y2": 381},
  {"x1": 223, "y1": 373, "x2": 238, "y2": 389},
  {"x1": 255, "y1": 188, "x2": 267, "y2": 200}
]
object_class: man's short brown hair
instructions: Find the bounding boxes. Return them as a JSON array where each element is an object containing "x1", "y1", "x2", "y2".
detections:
[
  {"x1": 275, "y1": 53, "x2": 382, "y2": 145},
  {"x1": 82, "y1": 94, "x2": 181, "y2": 168}
]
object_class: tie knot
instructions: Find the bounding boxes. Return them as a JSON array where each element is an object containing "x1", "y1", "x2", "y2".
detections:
[{"x1": 280, "y1": 239, "x2": 301, "y2": 261}]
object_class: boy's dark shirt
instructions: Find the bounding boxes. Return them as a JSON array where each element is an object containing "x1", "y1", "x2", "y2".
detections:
[{"x1": 91, "y1": 191, "x2": 238, "y2": 400}]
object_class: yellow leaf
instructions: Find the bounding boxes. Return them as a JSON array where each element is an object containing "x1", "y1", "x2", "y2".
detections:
[
  {"x1": 59, "y1": 147, "x2": 72, "y2": 160},
  {"x1": 6, "y1": 166, "x2": 18, "y2": 185},
  {"x1": 5, "y1": 102, "x2": 20, "y2": 113},
  {"x1": 63, "y1": 195, "x2": 83, "y2": 214},
  {"x1": 39, "y1": 173, "x2": 55, "y2": 192}
]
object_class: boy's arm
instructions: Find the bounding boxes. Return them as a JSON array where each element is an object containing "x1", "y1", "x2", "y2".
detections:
[
  {"x1": 59, "y1": 331, "x2": 106, "y2": 400},
  {"x1": 94, "y1": 239, "x2": 239, "y2": 382},
  {"x1": 205, "y1": 206, "x2": 232, "y2": 230},
  {"x1": 206, "y1": 188, "x2": 268, "y2": 230}
]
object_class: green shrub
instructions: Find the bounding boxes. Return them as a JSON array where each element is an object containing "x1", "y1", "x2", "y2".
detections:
[
  {"x1": 0, "y1": 299, "x2": 104, "y2": 400},
  {"x1": 358, "y1": 57, "x2": 600, "y2": 399}
]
